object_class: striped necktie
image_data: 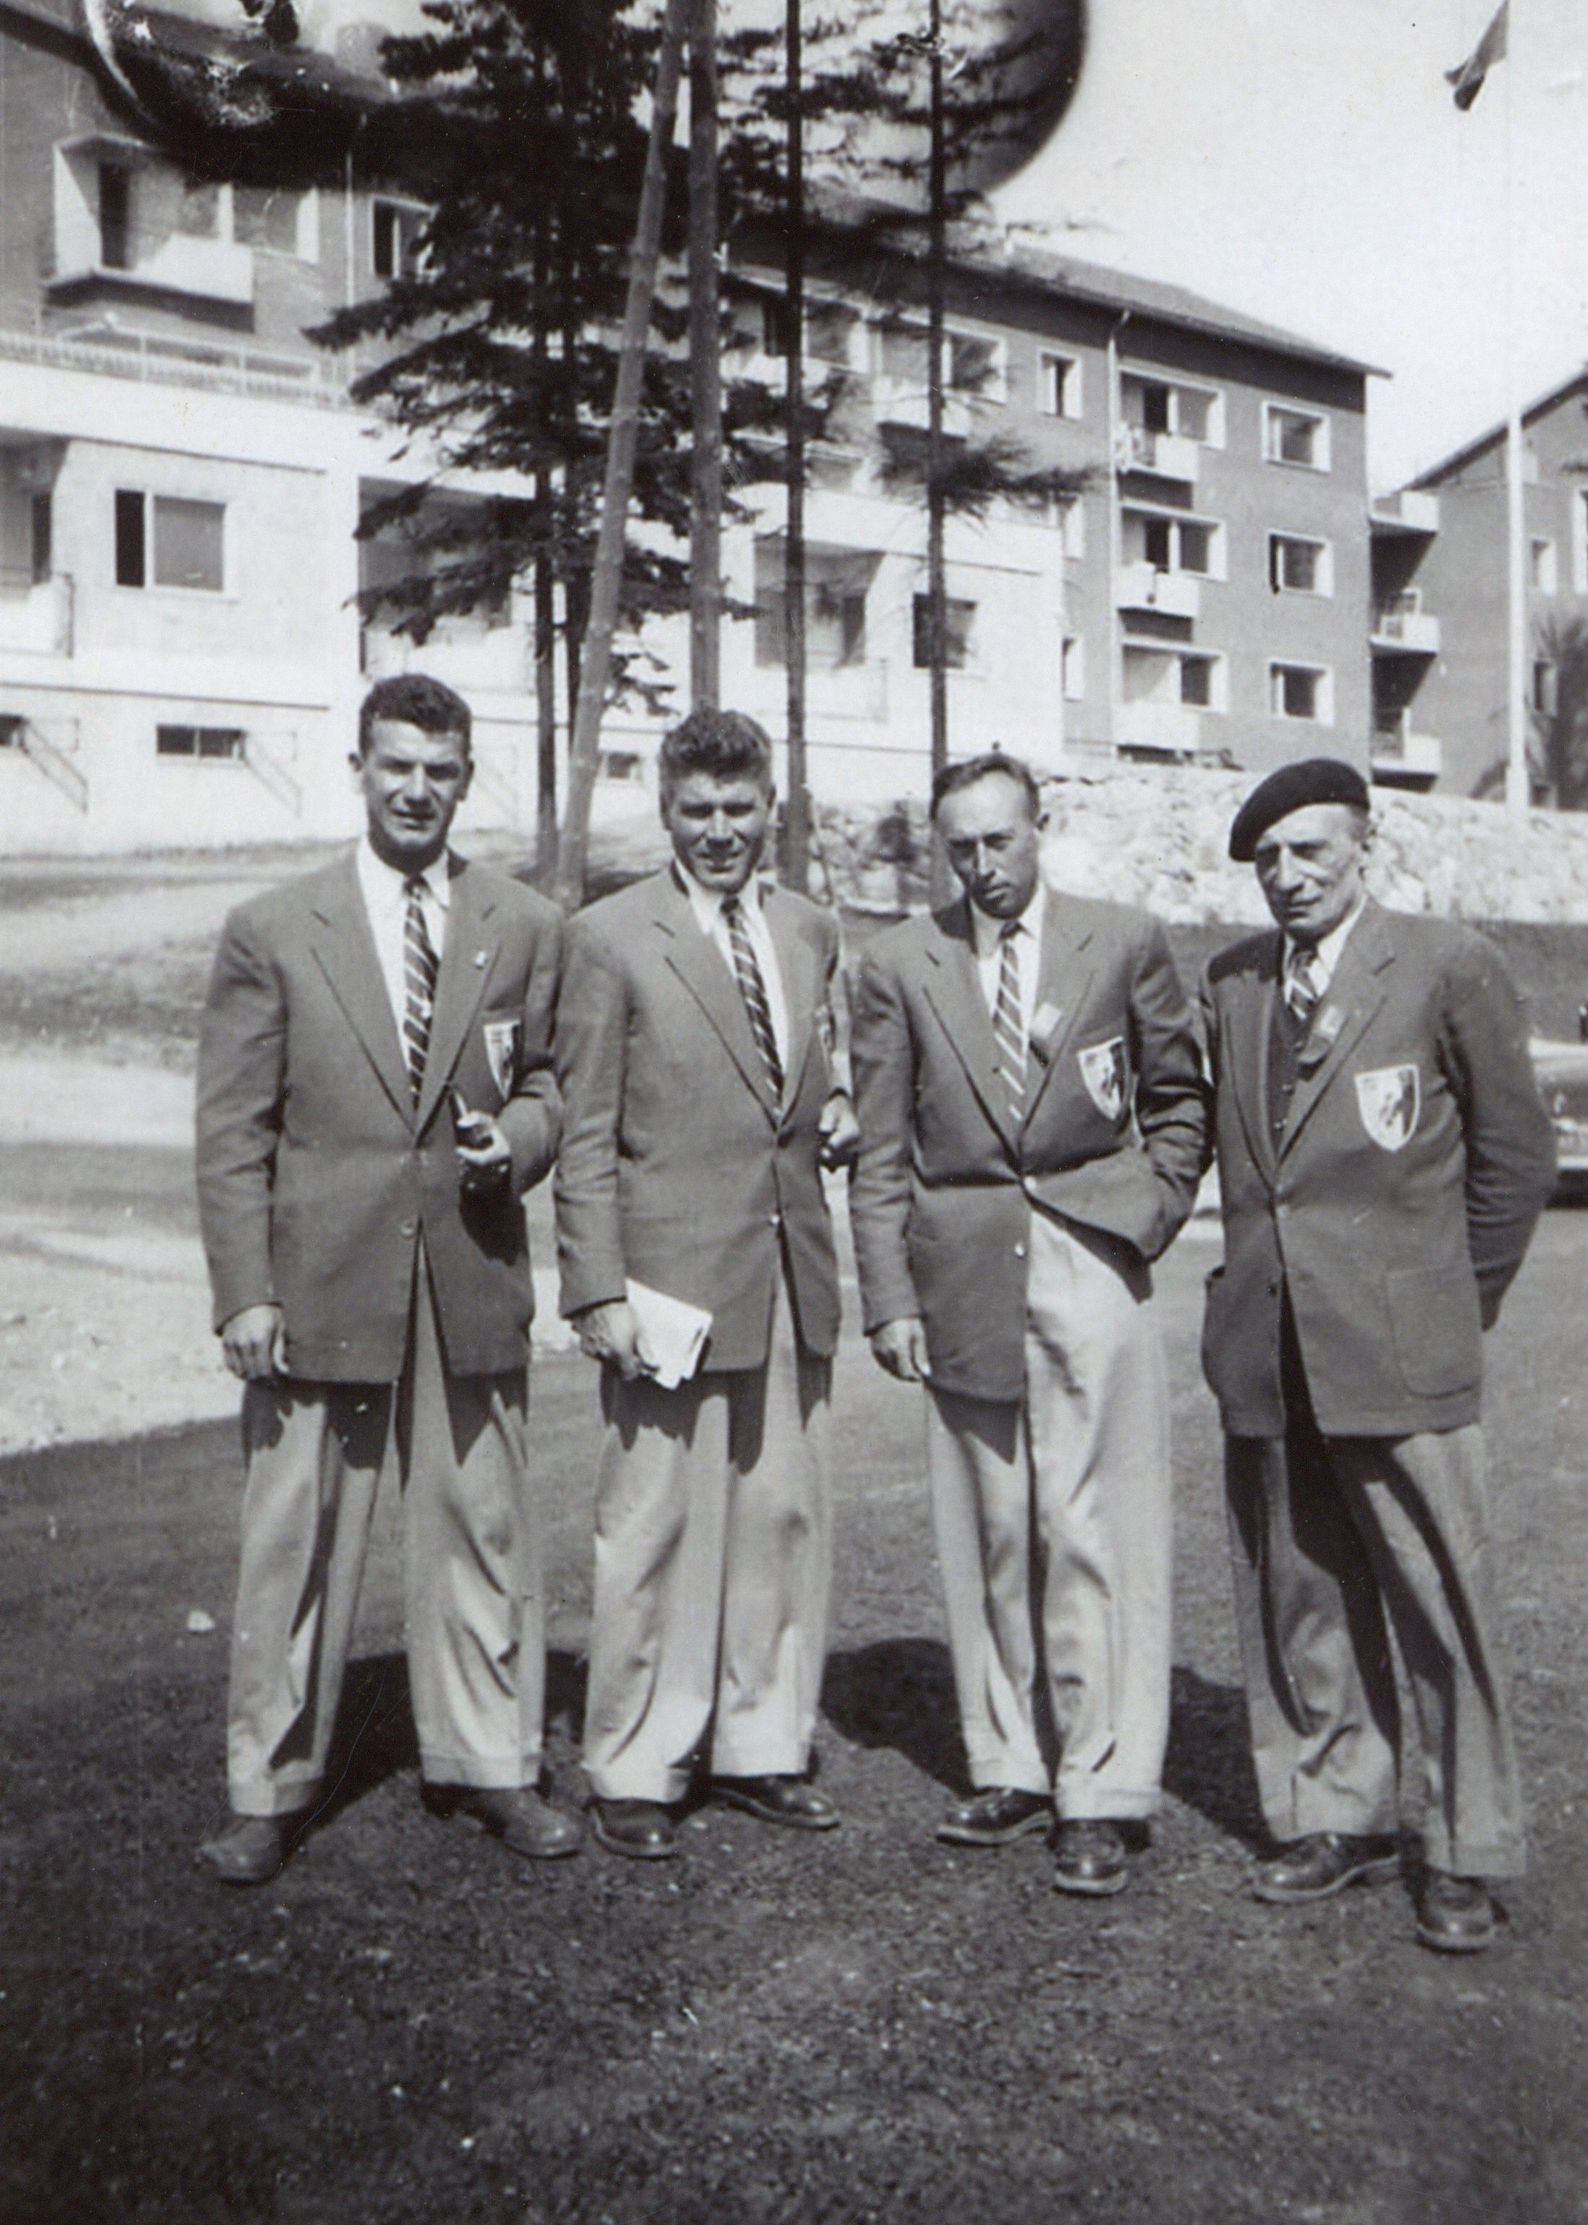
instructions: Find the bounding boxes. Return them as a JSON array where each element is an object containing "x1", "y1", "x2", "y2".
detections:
[
  {"x1": 992, "y1": 919, "x2": 1027, "y2": 1122},
  {"x1": 722, "y1": 893, "x2": 784, "y2": 1102},
  {"x1": 1284, "y1": 941, "x2": 1324, "y2": 1026},
  {"x1": 402, "y1": 877, "x2": 440, "y2": 1099}
]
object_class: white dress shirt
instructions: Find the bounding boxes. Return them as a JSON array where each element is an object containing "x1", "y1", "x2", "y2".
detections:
[
  {"x1": 1284, "y1": 894, "x2": 1366, "y2": 1000},
  {"x1": 678, "y1": 867, "x2": 791, "y2": 1074},
  {"x1": 355, "y1": 838, "x2": 451, "y2": 1030},
  {"x1": 969, "y1": 882, "x2": 1047, "y2": 1035}
]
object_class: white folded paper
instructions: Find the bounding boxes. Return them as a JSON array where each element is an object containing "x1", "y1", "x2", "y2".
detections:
[{"x1": 625, "y1": 1279, "x2": 713, "y2": 1389}]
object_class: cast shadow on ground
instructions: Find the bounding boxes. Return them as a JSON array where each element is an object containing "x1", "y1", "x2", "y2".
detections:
[
  {"x1": 307, "y1": 1648, "x2": 587, "y2": 1831},
  {"x1": 821, "y1": 1641, "x2": 1266, "y2": 1850},
  {"x1": 1163, "y1": 1664, "x2": 1265, "y2": 1851}
]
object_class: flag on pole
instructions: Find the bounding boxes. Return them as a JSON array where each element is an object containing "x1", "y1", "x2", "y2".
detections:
[{"x1": 1447, "y1": 3, "x2": 1509, "y2": 110}]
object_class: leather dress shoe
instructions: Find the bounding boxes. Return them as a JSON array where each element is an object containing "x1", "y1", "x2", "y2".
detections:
[
  {"x1": 423, "y1": 1783, "x2": 582, "y2": 1861},
  {"x1": 1052, "y1": 1818, "x2": 1129, "y2": 1897},
  {"x1": 1253, "y1": 1831, "x2": 1400, "y2": 1905},
  {"x1": 1416, "y1": 1869, "x2": 1499, "y2": 1954},
  {"x1": 592, "y1": 1798, "x2": 680, "y2": 1860},
  {"x1": 712, "y1": 1774, "x2": 840, "y2": 1830},
  {"x1": 936, "y1": 1786, "x2": 1052, "y2": 1848},
  {"x1": 197, "y1": 1812, "x2": 296, "y2": 1886}
]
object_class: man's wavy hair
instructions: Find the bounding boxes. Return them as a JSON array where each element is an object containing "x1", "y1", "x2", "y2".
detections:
[
  {"x1": 929, "y1": 749, "x2": 1042, "y2": 822},
  {"x1": 658, "y1": 708, "x2": 775, "y2": 803},
  {"x1": 357, "y1": 674, "x2": 472, "y2": 759}
]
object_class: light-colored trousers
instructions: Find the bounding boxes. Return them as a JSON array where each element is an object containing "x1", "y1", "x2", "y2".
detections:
[
  {"x1": 1225, "y1": 1420, "x2": 1526, "y2": 1877},
  {"x1": 582, "y1": 1272, "x2": 833, "y2": 1804},
  {"x1": 226, "y1": 1268, "x2": 543, "y2": 1817},
  {"x1": 925, "y1": 1211, "x2": 1172, "y2": 1821}
]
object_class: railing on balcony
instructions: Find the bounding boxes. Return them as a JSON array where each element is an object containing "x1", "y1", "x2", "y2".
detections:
[
  {"x1": 0, "y1": 568, "x2": 73, "y2": 655},
  {"x1": 1116, "y1": 424, "x2": 1200, "y2": 482},
  {"x1": 1116, "y1": 562, "x2": 1201, "y2": 620},
  {"x1": 1371, "y1": 708, "x2": 1442, "y2": 776},
  {"x1": 0, "y1": 325, "x2": 347, "y2": 407},
  {"x1": 1371, "y1": 589, "x2": 1440, "y2": 653}
]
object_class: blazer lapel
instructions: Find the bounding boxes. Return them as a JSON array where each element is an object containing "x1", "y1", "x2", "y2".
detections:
[
  {"x1": 764, "y1": 888, "x2": 819, "y2": 1114},
  {"x1": 921, "y1": 900, "x2": 1018, "y2": 1150},
  {"x1": 657, "y1": 873, "x2": 778, "y2": 1120},
  {"x1": 1021, "y1": 898, "x2": 1095, "y2": 1128},
  {"x1": 1229, "y1": 937, "x2": 1280, "y2": 1184},
  {"x1": 416, "y1": 859, "x2": 499, "y2": 1132},
  {"x1": 1279, "y1": 903, "x2": 1394, "y2": 1158},
  {"x1": 309, "y1": 852, "x2": 412, "y2": 1123}
]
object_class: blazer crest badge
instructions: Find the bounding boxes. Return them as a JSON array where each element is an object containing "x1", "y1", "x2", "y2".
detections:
[
  {"x1": 1078, "y1": 1035, "x2": 1129, "y2": 1120},
  {"x1": 1354, "y1": 1063, "x2": 1420, "y2": 1152},
  {"x1": 482, "y1": 1017, "x2": 521, "y2": 1099}
]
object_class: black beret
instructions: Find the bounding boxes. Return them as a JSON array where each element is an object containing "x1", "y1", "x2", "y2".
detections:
[{"x1": 1228, "y1": 757, "x2": 1370, "y2": 861}]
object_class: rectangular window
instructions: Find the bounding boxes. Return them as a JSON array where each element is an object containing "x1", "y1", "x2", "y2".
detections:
[
  {"x1": 759, "y1": 294, "x2": 852, "y2": 365},
  {"x1": 30, "y1": 493, "x2": 53, "y2": 584},
  {"x1": 372, "y1": 198, "x2": 426, "y2": 281},
  {"x1": 1180, "y1": 657, "x2": 1213, "y2": 709},
  {"x1": 98, "y1": 161, "x2": 132, "y2": 270},
  {"x1": 176, "y1": 176, "x2": 221, "y2": 240},
  {"x1": 1040, "y1": 351, "x2": 1080, "y2": 419},
  {"x1": 1269, "y1": 532, "x2": 1331, "y2": 594},
  {"x1": 753, "y1": 542, "x2": 872, "y2": 670},
  {"x1": 1269, "y1": 661, "x2": 1330, "y2": 721},
  {"x1": 115, "y1": 491, "x2": 225, "y2": 592},
  {"x1": 1265, "y1": 404, "x2": 1330, "y2": 470},
  {"x1": 880, "y1": 320, "x2": 1004, "y2": 398},
  {"x1": 912, "y1": 593, "x2": 975, "y2": 670},
  {"x1": 1062, "y1": 634, "x2": 1084, "y2": 701},
  {"x1": 234, "y1": 185, "x2": 307, "y2": 257},
  {"x1": 1530, "y1": 536, "x2": 1558, "y2": 594},
  {"x1": 1533, "y1": 660, "x2": 1559, "y2": 716},
  {"x1": 156, "y1": 724, "x2": 244, "y2": 760}
]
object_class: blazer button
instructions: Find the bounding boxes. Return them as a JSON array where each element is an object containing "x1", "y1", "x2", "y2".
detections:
[
  {"x1": 1014, "y1": 1242, "x2": 1026, "y2": 1260},
  {"x1": 400, "y1": 1219, "x2": 416, "y2": 1237}
]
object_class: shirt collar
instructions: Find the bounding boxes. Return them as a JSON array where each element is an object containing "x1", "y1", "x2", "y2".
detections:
[
  {"x1": 1286, "y1": 894, "x2": 1365, "y2": 985},
  {"x1": 675, "y1": 859, "x2": 767, "y2": 932},
  {"x1": 357, "y1": 836, "x2": 451, "y2": 911},
  {"x1": 969, "y1": 880, "x2": 1045, "y2": 961}
]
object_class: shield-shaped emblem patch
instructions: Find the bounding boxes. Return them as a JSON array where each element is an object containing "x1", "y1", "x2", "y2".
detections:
[
  {"x1": 483, "y1": 1017, "x2": 521, "y2": 1099},
  {"x1": 1078, "y1": 1036, "x2": 1129, "y2": 1121},
  {"x1": 1354, "y1": 1063, "x2": 1420, "y2": 1152}
]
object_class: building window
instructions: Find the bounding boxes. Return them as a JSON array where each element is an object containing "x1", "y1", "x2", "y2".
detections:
[
  {"x1": 1180, "y1": 657, "x2": 1213, "y2": 709},
  {"x1": 1269, "y1": 661, "x2": 1331, "y2": 721},
  {"x1": 98, "y1": 160, "x2": 133, "y2": 269},
  {"x1": 1530, "y1": 536, "x2": 1558, "y2": 594},
  {"x1": 913, "y1": 593, "x2": 976, "y2": 670},
  {"x1": 1264, "y1": 404, "x2": 1330, "y2": 471},
  {"x1": 234, "y1": 185, "x2": 310, "y2": 257},
  {"x1": 1124, "y1": 508, "x2": 1225, "y2": 579},
  {"x1": 1269, "y1": 532, "x2": 1332, "y2": 594},
  {"x1": 879, "y1": 319, "x2": 1007, "y2": 401},
  {"x1": 115, "y1": 491, "x2": 226, "y2": 593},
  {"x1": 1120, "y1": 373, "x2": 1224, "y2": 446},
  {"x1": 753, "y1": 541, "x2": 874, "y2": 670},
  {"x1": 372, "y1": 198, "x2": 426, "y2": 281},
  {"x1": 1061, "y1": 499, "x2": 1086, "y2": 559},
  {"x1": 30, "y1": 493, "x2": 53, "y2": 584},
  {"x1": 1062, "y1": 634, "x2": 1084, "y2": 701},
  {"x1": 156, "y1": 724, "x2": 244, "y2": 760},
  {"x1": 760, "y1": 294, "x2": 854, "y2": 366},
  {"x1": 1040, "y1": 351, "x2": 1081, "y2": 419},
  {"x1": 1533, "y1": 660, "x2": 1559, "y2": 716}
]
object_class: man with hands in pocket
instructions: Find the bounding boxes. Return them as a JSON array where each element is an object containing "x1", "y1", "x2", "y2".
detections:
[
  {"x1": 1201, "y1": 758, "x2": 1555, "y2": 1951},
  {"x1": 194, "y1": 674, "x2": 578, "y2": 1883}
]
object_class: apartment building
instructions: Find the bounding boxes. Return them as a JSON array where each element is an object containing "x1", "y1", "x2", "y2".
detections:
[
  {"x1": 1, "y1": 0, "x2": 1381, "y2": 854},
  {"x1": 1368, "y1": 370, "x2": 1588, "y2": 802}
]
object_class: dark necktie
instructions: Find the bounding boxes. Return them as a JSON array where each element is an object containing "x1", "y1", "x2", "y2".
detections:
[
  {"x1": 722, "y1": 894, "x2": 783, "y2": 1101},
  {"x1": 992, "y1": 920, "x2": 1027, "y2": 1122},
  {"x1": 402, "y1": 877, "x2": 439, "y2": 1100},
  {"x1": 1284, "y1": 941, "x2": 1324, "y2": 1026}
]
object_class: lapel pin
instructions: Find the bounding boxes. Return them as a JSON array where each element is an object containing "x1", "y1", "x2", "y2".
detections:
[{"x1": 474, "y1": 949, "x2": 487, "y2": 968}]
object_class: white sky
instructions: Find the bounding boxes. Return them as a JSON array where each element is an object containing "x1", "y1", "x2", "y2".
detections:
[
  {"x1": 159, "y1": 0, "x2": 1588, "y2": 492},
  {"x1": 994, "y1": 0, "x2": 1588, "y2": 492}
]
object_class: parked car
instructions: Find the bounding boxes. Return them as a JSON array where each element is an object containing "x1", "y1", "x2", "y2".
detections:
[{"x1": 1530, "y1": 1034, "x2": 1588, "y2": 1200}]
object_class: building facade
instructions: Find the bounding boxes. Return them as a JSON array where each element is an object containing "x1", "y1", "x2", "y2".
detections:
[{"x1": 2, "y1": 0, "x2": 1380, "y2": 855}]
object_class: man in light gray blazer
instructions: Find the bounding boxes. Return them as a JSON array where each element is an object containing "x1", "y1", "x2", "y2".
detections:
[
  {"x1": 556, "y1": 709, "x2": 857, "y2": 1861},
  {"x1": 194, "y1": 675, "x2": 578, "y2": 1883}
]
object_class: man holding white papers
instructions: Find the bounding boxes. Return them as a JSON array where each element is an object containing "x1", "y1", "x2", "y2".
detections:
[{"x1": 556, "y1": 709, "x2": 857, "y2": 1860}]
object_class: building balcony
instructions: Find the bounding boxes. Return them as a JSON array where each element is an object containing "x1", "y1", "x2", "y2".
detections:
[
  {"x1": 1371, "y1": 710, "x2": 1442, "y2": 785},
  {"x1": 1115, "y1": 698, "x2": 1201, "y2": 758},
  {"x1": 1116, "y1": 562, "x2": 1201, "y2": 620},
  {"x1": 0, "y1": 570, "x2": 73, "y2": 657},
  {"x1": 872, "y1": 376, "x2": 974, "y2": 439},
  {"x1": 1371, "y1": 595, "x2": 1440, "y2": 654},
  {"x1": 1117, "y1": 424, "x2": 1200, "y2": 484},
  {"x1": 1370, "y1": 489, "x2": 1440, "y2": 537},
  {"x1": 49, "y1": 233, "x2": 255, "y2": 309}
]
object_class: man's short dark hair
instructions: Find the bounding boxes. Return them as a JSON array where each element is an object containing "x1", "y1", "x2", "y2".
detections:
[
  {"x1": 358, "y1": 674, "x2": 472, "y2": 758},
  {"x1": 929, "y1": 750, "x2": 1042, "y2": 822},
  {"x1": 658, "y1": 708, "x2": 775, "y2": 799}
]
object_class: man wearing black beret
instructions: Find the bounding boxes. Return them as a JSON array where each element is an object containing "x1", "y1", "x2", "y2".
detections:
[{"x1": 1200, "y1": 758, "x2": 1555, "y2": 1951}]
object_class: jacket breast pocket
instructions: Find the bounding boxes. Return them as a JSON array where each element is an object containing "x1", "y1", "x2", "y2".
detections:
[{"x1": 1383, "y1": 1262, "x2": 1481, "y2": 1398}]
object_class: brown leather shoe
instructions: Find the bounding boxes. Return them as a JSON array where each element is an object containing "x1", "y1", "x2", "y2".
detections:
[
  {"x1": 1053, "y1": 1818, "x2": 1130, "y2": 1897},
  {"x1": 1253, "y1": 1832, "x2": 1400, "y2": 1905},
  {"x1": 936, "y1": 1786, "x2": 1052, "y2": 1847},
  {"x1": 425, "y1": 1784, "x2": 582, "y2": 1861},
  {"x1": 197, "y1": 1813, "x2": 295, "y2": 1887},
  {"x1": 1416, "y1": 1870, "x2": 1499, "y2": 1954},
  {"x1": 592, "y1": 1798, "x2": 680, "y2": 1860},
  {"x1": 712, "y1": 1774, "x2": 840, "y2": 1830}
]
